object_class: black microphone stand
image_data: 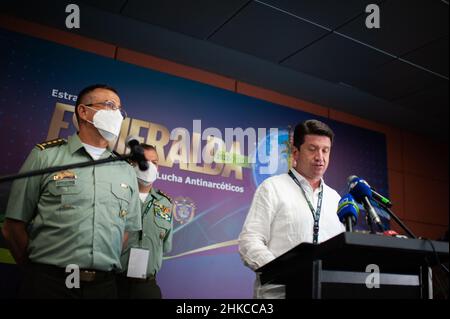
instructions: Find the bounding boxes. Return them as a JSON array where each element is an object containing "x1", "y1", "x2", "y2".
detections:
[
  {"x1": 0, "y1": 154, "x2": 133, "y2": 184},
  {"x1": 0, "y1": 141, "x2": 152, "y2": 185},
  {"x1": 345, "y1": 216, "x2": 354, "y2": 232},
  {"x1": 377, "y1": 201, "x2": 417, "y2": 239},
  {"x1": 362, "y1": 197, "x2": 386, "y2": 234},
  {"x1": 365, "y1": 210, "x2": 376, "y2": 234},
  {"x1": 0, "y1": 139, "x2": 149, "y2": 184}
]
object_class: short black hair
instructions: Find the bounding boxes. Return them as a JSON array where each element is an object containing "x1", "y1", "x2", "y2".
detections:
[
  {"x1": 74, "y1": 84, "x2": 118, "y2": 122},
  {"x1": 293, "y1": 119, "x2": 334, "y2": 149}
]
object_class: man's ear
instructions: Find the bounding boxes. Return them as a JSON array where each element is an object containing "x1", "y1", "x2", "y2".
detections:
[
  {"x1": 292, "y1": 145, "x2": 300, "y2": 159},
  {"x1": 77, "y1": 104, "x2": 88, "y2": 122}
]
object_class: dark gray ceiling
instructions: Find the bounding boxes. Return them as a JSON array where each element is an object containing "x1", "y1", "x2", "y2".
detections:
[{"x1": 2, "y1": 0, "x2": 449, "y2": 140}]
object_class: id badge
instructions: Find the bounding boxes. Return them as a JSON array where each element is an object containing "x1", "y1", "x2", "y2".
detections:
[{"x1": 126, "y1": 248, "x2": 149, "y2": 279}]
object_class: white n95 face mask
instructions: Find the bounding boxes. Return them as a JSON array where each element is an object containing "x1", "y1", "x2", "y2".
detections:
[
  {"x1": 86, "y1": 106, "x2": 123, "y2": 142},
  {"x1": 135, "y1": 161, "x2": 158, "y2": 186}
]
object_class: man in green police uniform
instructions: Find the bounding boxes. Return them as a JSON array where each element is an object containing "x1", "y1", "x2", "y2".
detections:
[
  {"x1": 1, "y1": 84, "x2": 141, "y2": 298},
  {"x1": 117, "y1": 144, "x2": 173, "y2": 299}
]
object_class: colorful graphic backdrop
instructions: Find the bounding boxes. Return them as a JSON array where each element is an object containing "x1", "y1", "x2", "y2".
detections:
[{"x1": 0, "y1": 28, "x2": 389, "y2": 298}]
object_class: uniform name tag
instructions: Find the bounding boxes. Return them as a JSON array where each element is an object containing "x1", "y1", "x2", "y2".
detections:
[
  {"x1": 126, "y1": 248, "x2": 149, "y2": 279},
  {"x1": 55, "y1": 179, "x2": 76, "y2": 187}
]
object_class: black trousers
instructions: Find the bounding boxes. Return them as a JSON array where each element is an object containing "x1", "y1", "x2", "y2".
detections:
[
  {"x1": 19, "y1": 262, "x2": 117, "y2": 299},
  {"x1": 116, "y1": 274, "x2": 162, "y2": 299}
]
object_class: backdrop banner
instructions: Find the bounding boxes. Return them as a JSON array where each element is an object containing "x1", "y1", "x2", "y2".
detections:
[{"x1": 0, "y1": 28, "x2": 389, "y2": 298}]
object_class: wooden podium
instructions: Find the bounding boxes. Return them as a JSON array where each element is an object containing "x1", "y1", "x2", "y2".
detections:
[{"x1": 257, "y1": 232, "x2": 449, "y2": 299}]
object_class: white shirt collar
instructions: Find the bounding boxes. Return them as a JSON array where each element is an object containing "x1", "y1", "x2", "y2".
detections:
[
  {"x1": 290, "y1": 168, "x2": 324, "y2": 192},
  {"x1": 139, "y1": 192, "x2": 149, "y2": 203},
  {"x1": 82, "y1": 143, "x2": 106, "y2": 160}
]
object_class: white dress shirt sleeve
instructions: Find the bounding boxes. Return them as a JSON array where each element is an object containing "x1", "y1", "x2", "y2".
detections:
[{"x1": 238, "y1": 180, "x2": 277, "y2": 271}]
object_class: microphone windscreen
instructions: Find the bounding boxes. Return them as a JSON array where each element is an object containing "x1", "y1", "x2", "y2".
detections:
[
  {"x1": 346, "y1": 175, "x2": 359, "y2": 186},
  {"x1": 138, "y1": 161, "x2": 149, "y2": 171},
  {"x1": 348, "y1": 177, "x2": 372, "y2": 202},
  {"x1": 125, "y1": 135, "x2": 140, "y2": 148},
  {"x1": 337, "y1": 193, "x2": 359, "y2": 223}
]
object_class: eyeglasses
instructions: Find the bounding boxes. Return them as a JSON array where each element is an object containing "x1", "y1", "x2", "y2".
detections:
[{"x1": 84, "y1": 100, "x2": 127, "y2": 118}]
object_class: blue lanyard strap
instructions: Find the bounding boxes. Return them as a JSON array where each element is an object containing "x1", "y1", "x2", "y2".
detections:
[{"x1": 288, "y1": 170, "x2": 323, "y2": 244}]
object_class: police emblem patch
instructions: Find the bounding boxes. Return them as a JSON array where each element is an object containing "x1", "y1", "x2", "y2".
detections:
[{"x1": 173, "y1": 197, "x2": 196, "y2": 225}]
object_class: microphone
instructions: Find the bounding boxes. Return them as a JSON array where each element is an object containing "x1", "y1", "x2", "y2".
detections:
[
  {"x1": 125, "y1": 136, "x2": 148, "y2": 171},
  {"x1": 347, "y1": 175, "x2": 384, "y2": 232},
  {"x1": 370, "y1": 188, "x2": 392, "y2": 208},
  {"x1": 347, "y1": 175, "x2": 392, "y2": 207},
  {"x1": 337, "y1": 193, "x2": 360, "y2": 232}
]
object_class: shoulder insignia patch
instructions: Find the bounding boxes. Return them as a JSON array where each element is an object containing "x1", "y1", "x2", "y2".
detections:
[
  {"x1": 35, "y1": 138, "x2": 67, "y2": 150},
  {"x1": 157, "y1": 189, "x2": 172, "y2": 203}
]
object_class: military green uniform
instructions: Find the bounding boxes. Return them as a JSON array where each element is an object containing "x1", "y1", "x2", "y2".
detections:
[
  {"x1": 117, "y1": 187, "x2": 173, "y2": 299},
  {"x1": 5, "y1": 134, "x2": 141, "y2": 298}
]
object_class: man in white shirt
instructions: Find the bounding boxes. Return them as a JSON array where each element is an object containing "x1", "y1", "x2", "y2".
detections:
[{"x1": 238, "y1": 119, "x2": 345, "y2": 299}]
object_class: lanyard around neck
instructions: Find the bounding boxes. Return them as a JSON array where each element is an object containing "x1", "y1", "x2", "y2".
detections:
[
  {"x1": 288, "y1": 170, "x2": 323, "y2": 244},
  {"x1": 139, "y1": 195, "x2": 156, "y2": 241},
  {"x1": 143, "y1": 195, "x2": 156, "y2": 217}
]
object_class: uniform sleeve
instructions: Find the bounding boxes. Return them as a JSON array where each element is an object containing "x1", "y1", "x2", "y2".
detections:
[
  {"x1": 124, "y1": 169, "x2": 142, "y2": 232},
  {"x1": 238, "y1": 179, "x2": 277, "y2": 271},
  {"x1": 5, "y1": 148, "x2": 43, "y2": 223},
  {"x1": 163, "y1": 205, "x2": 173, "y2": 253}
]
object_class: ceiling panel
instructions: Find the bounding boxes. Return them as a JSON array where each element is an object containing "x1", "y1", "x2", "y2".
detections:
[
  {"x1": 121, "y1": 0, "x2": 249, "y2": 39},
  {"x1": 209, "y1": 1, "x2": 329, "y2": 62},
  {"x1": 282, "y1": 33, "x2": 393, "y2": 84},
  {"x1": 0, "y1": 0, "x2": 448, "y2": 139},
  {"x1": 393, "y1": 84, "x2": 449, "y2": 117},
  {"x1": 349, "y1": 59, "x2": 446, "y2": 101},
  {"x1": 337, "y1": 0, "x2": 449, "y2": 57},
  {"x1": 78, "y1": 0, "x2": 127, "y2": 13},
  {"x1": 402, "y1": 37, "x2": 449, "y2": 78},
  {"x1": 260, "y1": 0, "x2": 376, "y2": 29}
]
